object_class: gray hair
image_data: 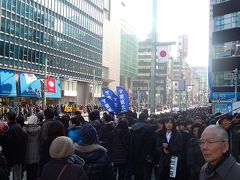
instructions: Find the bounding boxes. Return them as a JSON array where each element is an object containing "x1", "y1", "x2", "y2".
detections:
[{"x1": 204, "y1": 125, "x2": 229, "y2": 142}]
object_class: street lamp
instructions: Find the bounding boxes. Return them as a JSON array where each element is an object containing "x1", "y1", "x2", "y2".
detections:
[
  {"x1": 43, "y1": 58, "x2": 48, "y2": 110},
  {"x1": 232, "y1": 68, "x2": 238, "y2": 102}
]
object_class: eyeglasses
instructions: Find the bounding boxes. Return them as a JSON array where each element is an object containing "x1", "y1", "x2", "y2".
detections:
[{"x1": 198, "y1": 139, "x2": 226, "y2": 146}]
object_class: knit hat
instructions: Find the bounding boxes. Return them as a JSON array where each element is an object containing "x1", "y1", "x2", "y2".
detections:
[
  {"x1": 25, "y1": 115, "x2": 38, "y2": 125},
  {"x1": 0, "y1": 121, "x2": 8, "y2": 135},
  {"x1": 80, "y1": 124, "x2": 97, "y2": 145},
  {"x1": 49, "y1": 136, "x2": 74, "y2": 159}
]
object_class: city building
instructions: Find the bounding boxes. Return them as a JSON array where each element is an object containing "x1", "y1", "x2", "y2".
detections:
[
  {"x1": 209, "y1": 0, "x2": 240, "y2": 113},
  {"x1": 0, "y1": 0, "x2": 104, "y2": 106},
  {"x1": 132, "y1": 38, "x2": 174, "y2": 110},
  {"x1": 119, "y1": 0, "x2": 138, "y2": 91},
  {"x1": 192, "y1": 66, "x2": 208, "y2": 106},
  {"x1": 102, "y1": 0, "x2": 121, "y2": 90}
]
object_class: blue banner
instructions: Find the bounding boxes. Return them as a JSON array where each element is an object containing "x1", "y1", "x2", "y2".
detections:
[
  {"x1": 0, "y1": 69, "x2": 17, "y2": 96},
  {"x1": 19, "y1": 73, "x2": 41, "y2": 97},
  {"x1": 210, "y1": 92, "x2": 236, "y2": 101},
  {"x1": 102, "y1": 88, "x2": 121, "y2": 114},
  {"x1": 98, "y1": 97, "x2": 116, "y2": 113},
  {"x1": 46, "y1": 78, "x2": 61, "y2": 98},
  {"x1": 116, "y1": 87, "x2": 129, "y2": 112}
]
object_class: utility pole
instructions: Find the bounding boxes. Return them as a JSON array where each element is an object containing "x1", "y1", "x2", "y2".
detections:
[
  {"x1": 150, "y1": 0, "x2": 157, "y2": 114},
  {"x1": 93, "y1": 68, "x2": 96, "y2": 105},
  {"x1": 179, "y1": 52, "x2": 182, "y2": 111},
  {"x1": 43, "y1": 58, "x2": 47, "y2": 110},
  {"x1": 137, "y1": 88, "x2": 140, "y2": 116},
  {"x1": 232, "y1": 68, "x2": 238, "y2": 102}
]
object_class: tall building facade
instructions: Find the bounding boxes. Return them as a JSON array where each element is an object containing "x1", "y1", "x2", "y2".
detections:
[
  {"x1": 209, "y1": 0, "x2": 240, "y2": 113},
  {"x1": 132, "y1": 38, "x2": 174, "y2": 110},
  {"x1": 0, "y1": 0, "x2": 104, "y2": 105},
  {"x1": 120, "y1": 20, "x2": 138, "y2": 89},
  {"x1": 102, "y1": 0, "x2": 121, "y2": 90},
  {"x1": 120, "y1": 0, "x2": 138, "y2": 90}
]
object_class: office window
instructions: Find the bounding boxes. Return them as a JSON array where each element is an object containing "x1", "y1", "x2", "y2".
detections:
[{"x1": 104, "y1": 0, "x2": 110, "y2": 20}]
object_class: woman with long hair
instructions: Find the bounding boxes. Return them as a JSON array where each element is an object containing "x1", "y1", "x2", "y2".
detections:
[{"x1": 157, "y1": 117, "x2": 183, "y2": 180}]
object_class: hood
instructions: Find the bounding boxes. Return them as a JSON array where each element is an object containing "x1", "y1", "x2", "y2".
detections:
[
  {"x1": 74, "y1": 144, "x2": 107, "y2": 163},
  {"x1": 24, "y1": 125, "x2": 41, "y2": 136},
  {"x1": 74, "y1": 144, "x2": 107, "y2": 153},
  {"x1": 114, "y1": 126, "x2": 129, "y2": 136},
  {"x1": 131, "y1": 121, "x2": 148, "y2": 132}
]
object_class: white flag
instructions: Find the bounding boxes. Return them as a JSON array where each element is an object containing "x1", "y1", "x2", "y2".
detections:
[
  {"x1": 173, "y1": 81, "x2": 179, "y2": 89},
  {"x1": 156, "y1": 46, "x2": 169, "y2": 63},
  {"x1": 24, "y1": 73, "x2": 37, "y2": 84},
  {"x1": 187, "y1": 86, "x2": 193, "y2": 92}
]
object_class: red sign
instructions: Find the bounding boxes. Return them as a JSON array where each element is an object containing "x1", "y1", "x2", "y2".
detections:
[
  {"x1": 160, "y1": 50, "x2": 167, "y2": 57},
  {"x1": 46, "y1": 77, "x2": 56, "y2": 93}
]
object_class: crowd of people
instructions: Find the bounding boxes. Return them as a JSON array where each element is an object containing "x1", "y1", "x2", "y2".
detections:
[{"x1": 0, "y1": 106, "x2": 240, "y2": 180}]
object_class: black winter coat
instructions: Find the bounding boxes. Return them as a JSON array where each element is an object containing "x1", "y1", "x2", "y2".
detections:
[
  {"x1": 74, "y1": 144, "x2": 116, "y2": 180},
  {"x1": 129, "y1": 121, "x2": 155, "y2": 174},
  {"x1": 0, "y1": 123, "x2": 26, "y2": 167},
  {"x1": 187, "y1": 138, "x2": 205, "y2": 180},
  {"x1": 0, "y1": 151, "x2": 9, "y2": 180},
  {"x1": 99, "y1": 122, "x2": 115, "y2": 154},
  {"x1": 157, "y1": 130, "x2": 183, "y2": 180},
  {"x1": 111, "y1": 124, "x2": 129, "y2": 163},
  {"x1": 40, "y1": 158, "x2": 88, "y2": 180}
]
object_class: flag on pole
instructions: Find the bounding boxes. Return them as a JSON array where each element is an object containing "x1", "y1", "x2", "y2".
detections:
[
  {"x1": 46, "y1": 76, "x2": 56, "y2": 93},
  {"x1": 156, "y1": 46, "x2": 169, "y2": 63},
  {"x1": 187, "y1": 85, "x2": 193, "y2": 92},
  {"x1": 173, "y1": 81, "x2": 179, "y2": 89}
]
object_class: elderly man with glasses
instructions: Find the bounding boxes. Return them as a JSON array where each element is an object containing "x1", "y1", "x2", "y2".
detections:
[{"x1": 199, "y1": 125, "x2": 240, "y2": 180}]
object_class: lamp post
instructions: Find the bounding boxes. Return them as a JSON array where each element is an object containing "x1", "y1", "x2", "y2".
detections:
[
  {"x1": 93, "y1": 68, "x2": 96, "y2": 105},
  {"x1": 232, "y1": 68, "x2": 238, "y2": 102},
  {"x1": 150, "y1": 0, "x2": 157, "y2": 114},
  {"x1": 43, "y1": 58, "x2": 47, "y2": 110}
]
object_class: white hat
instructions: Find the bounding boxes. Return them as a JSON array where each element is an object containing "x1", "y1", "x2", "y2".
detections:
[{"x1": 25, "y1": 115, "x2": 38, "y2": 125}]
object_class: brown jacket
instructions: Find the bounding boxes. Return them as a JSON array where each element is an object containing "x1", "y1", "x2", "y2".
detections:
[{"x1": 199, "y1": 155, "x2": 240, "y2": 180}]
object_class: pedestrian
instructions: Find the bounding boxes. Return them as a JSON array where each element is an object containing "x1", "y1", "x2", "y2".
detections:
[
  {"x1": 74, "y1": 124, "x2": 115, "y2": 180},
  {"x1": 23, "y1": 115, "x2": 41, "y2": 180},
  {"x1": 0, "y1": 111, "x2": 26, "y2": 180},
  {"x1": 199, "y1": 125, "x2": 240, "y2": 180},
  {"x1": 40, "y1": 136, "x2": 88, "y2": 180}
]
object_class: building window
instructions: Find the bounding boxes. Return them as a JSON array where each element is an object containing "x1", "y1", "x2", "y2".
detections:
[
  {"x1": 214, "y1": 41, "x2": 240, "y2": 59},
  {"x1": 104, "y1": 0, "x2": 110, "y2": 20},
  {"x1": 214, "y1": 12, "x2": 240, "y2": 31},
  {"x1": 214, "y1": 0, "x2": 230, "y2": 4},
  {"x1": 214, "y1": 71, "x2": 232, "y2": 86}
]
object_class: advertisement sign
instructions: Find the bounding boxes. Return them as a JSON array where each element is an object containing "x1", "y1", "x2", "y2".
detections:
[
  {"x1": 0, "y1": 69, "x2": 17, "y2": 96},
  {"x1": 19, "y1": 73, "x2": 41, "y2": 97}
]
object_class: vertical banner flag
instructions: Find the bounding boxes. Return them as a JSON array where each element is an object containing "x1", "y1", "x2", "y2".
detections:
[
  {"x1": 102, "y1": 88, "x2": 121, "y2": 114},
  {"x1": 116, "y1": 87, "x2": 129, "y2": 112},
  {"x1": 98, "y1": 97, "x2": 116, "y2": 113},
  {"x1": 156, "y1": 45, "x2": 169, "y2": 63},
  {"x1": 187, "y1": 85, "x2": 193, "y2": 92},
  {"x1": 173, "y1": 81, "x2": 179, "y2": 89},
  {"x1": 47, "y1": 76, "x2": 56, "y2": 93}
]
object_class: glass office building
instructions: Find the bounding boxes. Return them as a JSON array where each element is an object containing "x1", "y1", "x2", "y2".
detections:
[
  {"x1": 209, "y1": 0, "x2": 240, "y2": 103},
  {"x1": 0, "y1": 0, "x2": 103, "y2": 82}
]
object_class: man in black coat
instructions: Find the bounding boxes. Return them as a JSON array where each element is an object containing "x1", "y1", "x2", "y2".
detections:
[
  {"x1": 129, "y1": 113, "x2": 155, "y2": 180},
  {"x1": 0, "y1": 111, "x2": 26, "y2": 180}
]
